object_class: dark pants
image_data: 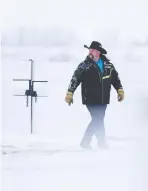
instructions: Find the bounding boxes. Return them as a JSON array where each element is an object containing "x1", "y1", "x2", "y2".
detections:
[{"x1": 81, "y1": 104, "x2": 107, "y2": 146}]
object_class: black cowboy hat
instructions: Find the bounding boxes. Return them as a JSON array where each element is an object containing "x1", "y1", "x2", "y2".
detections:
[{"x1": 84, "y1": 41, "x2": 107, "y2": 54}]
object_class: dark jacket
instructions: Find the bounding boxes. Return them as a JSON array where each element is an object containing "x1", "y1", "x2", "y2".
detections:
[{"x1": 67, "y1": 55, "x2": 123, "y2": 104}]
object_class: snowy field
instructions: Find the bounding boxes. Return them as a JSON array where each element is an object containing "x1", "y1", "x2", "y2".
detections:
[
  {"x1": 1, "y1": 0, "x2": 148, "y2": 189},
  {"x1": 1, "y1": 42, "x2": 148, "y2": 191}
]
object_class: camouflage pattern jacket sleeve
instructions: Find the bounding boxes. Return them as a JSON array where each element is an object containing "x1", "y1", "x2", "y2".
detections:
[{"x1": 67, "y1": 62, "x2": 86, "y2": 93}]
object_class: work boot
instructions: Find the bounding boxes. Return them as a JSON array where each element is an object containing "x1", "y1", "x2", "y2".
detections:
[
  {"x1": 97, "y1": 141, "x2": 109, "y2": 150},
  {"x1": 80, "y1": 136, "x2": 92, "y2": 149},
  {"x1": 80, "y1": 142, "x2": 92, "y2": 149}
]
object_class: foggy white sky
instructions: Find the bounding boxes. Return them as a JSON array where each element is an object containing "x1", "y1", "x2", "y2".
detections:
[{"x1": 1, "y1": 0, "x2": 148, "y2": 36}]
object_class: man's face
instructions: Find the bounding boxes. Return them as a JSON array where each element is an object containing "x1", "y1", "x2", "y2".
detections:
[{"x1": 89, "y1": 49, "x2": 100, "y2": 61}]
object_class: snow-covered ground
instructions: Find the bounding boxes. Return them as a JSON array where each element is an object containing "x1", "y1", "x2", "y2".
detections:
[{"x1": 1, "y1": 43, "x2": 148, "y2": 191}]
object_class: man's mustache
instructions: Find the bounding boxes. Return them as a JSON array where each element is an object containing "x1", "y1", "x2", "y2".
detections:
[{"x1": 89, "y1": 53, "x2": 94, "y2": 59}]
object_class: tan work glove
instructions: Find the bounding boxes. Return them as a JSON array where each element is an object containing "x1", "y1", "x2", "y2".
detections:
[
  {"x1": 117, "y1": 89, "x2": 124, "y2": 102},
  {"x1": 65, "y1": 91, "x2": 73, "y2": 106}
]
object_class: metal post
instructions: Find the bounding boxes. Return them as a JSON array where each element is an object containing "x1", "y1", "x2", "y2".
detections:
[
  {"x1": 13, "y1": 59, "x2": 48, "y2": 134},
  {"x1": 29, "y1": 59, "x2": 33, "y2": 134},
  {"x1": 31, "y1": 93, "x2": 33, "y2": 134}
]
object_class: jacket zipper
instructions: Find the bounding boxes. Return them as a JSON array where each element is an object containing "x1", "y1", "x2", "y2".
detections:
[
  {"x1": 101, "y1": 70, "x2": 104, "y2": 104},
  {"x1": 95, "y1": 63, "x2": 104, "y2": 104},
  {"x1": 102, "y1": 68, "x2": 107, "y2": 103}
]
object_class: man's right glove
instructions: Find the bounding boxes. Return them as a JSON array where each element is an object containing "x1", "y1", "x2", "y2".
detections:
[
  {"x1": 65, "y1": 91, "x2": 73, "y2": 106},
  {"x1": 117, "y1": 89, "x2": 124, "y2": 102}
]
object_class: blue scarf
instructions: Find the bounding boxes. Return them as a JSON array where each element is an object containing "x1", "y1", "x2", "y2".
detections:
[{"x1": 96, "y1": 58, "x2": 104, "y2": 73}]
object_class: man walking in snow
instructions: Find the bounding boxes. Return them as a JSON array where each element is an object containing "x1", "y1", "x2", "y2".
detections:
[{"x1": 65, "y1": 41, "x2": 124, "y2": 149}]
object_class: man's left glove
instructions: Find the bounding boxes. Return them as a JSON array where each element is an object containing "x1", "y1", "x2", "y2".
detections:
[
  {"x1": 117, "y1": 89, "x2": 124, "y2": 102},
  {"x1": 65, "y1": 91, "x2": 73, "y2": 106}
]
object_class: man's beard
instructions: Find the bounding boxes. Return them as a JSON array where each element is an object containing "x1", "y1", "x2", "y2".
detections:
[{"x1": 89, "y1": 53, "x2": 99, "y2": 62}]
